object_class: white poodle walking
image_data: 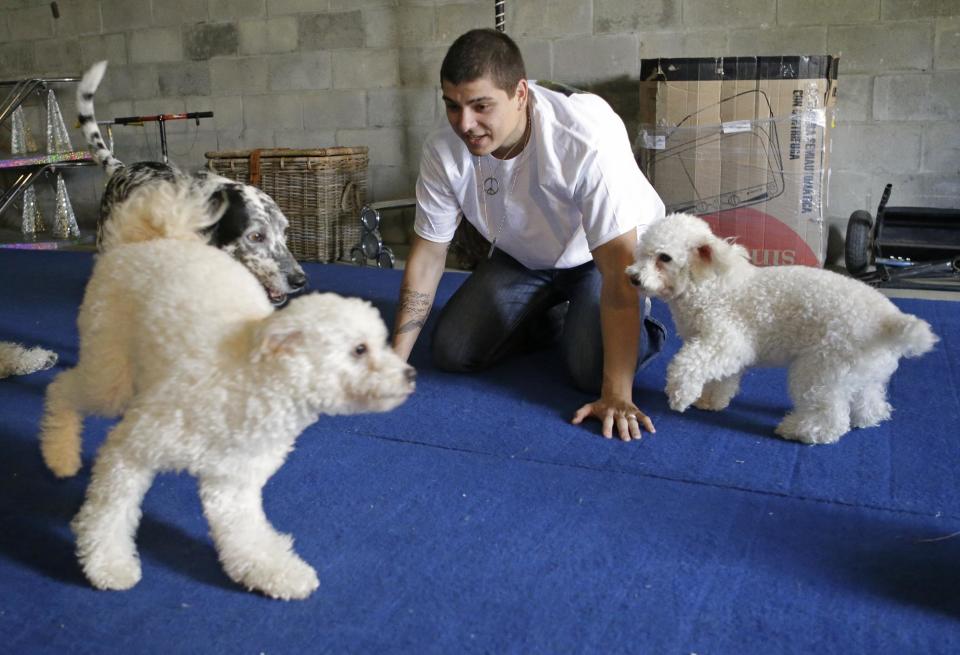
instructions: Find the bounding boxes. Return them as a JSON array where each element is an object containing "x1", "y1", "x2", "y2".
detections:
[
  {"x1": 626, "y1": 212, "x2": 938, "y2": 444},
  {"x1": 39, "y1": 184, "x2": 415, "y2": 599}
]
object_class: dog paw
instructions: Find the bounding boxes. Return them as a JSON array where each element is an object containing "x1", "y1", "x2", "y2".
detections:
[
  {"x1": 666, "y1": 383, "x2": 698, "y2": 413},
  {"x1": 81, "y1": 552, "x2": 142, "y2": 591},
  {"x1": 239, "y1": 554, "x2": 319, "y2": 601},
  {"x1": 41, "y1": 437, "x2": 82, "y2": 478},
  {"x1": 693, "y1": 390, "x2": 731, "y2": 411},
  {"x1": 851, "y1": 401, "x2": 892, "y2": 429},
  {"x1": 775, "y1": 414, "x2": 846, "y2": 445}
]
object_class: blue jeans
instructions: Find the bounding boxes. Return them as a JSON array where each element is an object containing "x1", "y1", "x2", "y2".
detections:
[{"x1": 431, "y1": 249, "x2": 665, "y2": 394}]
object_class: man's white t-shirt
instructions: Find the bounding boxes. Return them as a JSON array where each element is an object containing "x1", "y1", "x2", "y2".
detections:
[{"x1": 414, "y1": 82, "x2": 665, "y2": 270}]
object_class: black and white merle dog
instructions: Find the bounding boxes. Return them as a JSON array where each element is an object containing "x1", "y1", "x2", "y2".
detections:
[{"x1": 77, "y1": 61, "x2": 306, "y2": 305}]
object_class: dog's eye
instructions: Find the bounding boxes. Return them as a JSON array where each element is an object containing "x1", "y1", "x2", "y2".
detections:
[
  {"x1": 353, "y1": 343, "x2": 368, "y2": 357},
  {"x1": 657, "y1": 253, "x2": 673, "y2": 263},
  {"x1": 247, "y1": 232, "x2": 265, "y2": 243}
]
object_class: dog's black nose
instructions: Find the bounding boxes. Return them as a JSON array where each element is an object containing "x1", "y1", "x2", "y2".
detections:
[
  {"x1": 288, "y1": 271, "x2": 307, "y2": 290},
  {"x1": 405, "y1": 367, "x2": 417, "y2": 383},
  {"x1": 629, "y1": 274, "x2": 642, "y2": 287}
]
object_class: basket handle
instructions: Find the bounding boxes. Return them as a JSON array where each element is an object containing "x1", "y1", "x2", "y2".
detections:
[
  {"x1": 248, "y1": 149, "x2": 263, "y2": 186},
  {"x1": 340, "y1": 181, "x2": 361, "y2": 212}
]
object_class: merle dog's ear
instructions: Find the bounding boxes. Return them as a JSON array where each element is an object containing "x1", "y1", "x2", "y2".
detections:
[{"x1": 206, "y1": 189, "x2": 231, "y2": 224}]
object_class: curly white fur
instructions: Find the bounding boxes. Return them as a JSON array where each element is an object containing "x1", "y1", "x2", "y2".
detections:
[
  {"x1": 39, "y1": 186, "x2": 415, "y2": 599},
  {"x1": 0, "y1": 342, "x2": 57, "y2": 378},
  {"x1": 626, "y1": 212, "x2": 938, "y2": 445}
]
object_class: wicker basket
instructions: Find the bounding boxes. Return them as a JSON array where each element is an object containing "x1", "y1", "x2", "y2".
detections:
[{"x1": 205, "y1": 147, "x2": 368, "y2": 263}]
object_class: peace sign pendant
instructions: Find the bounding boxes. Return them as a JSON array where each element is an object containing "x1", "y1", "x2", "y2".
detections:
[{"x1": 483, "y1": 176, "x2": 499, "y2": 196}]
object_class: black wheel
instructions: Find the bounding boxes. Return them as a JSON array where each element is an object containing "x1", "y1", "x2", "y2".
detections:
[
  {"x1": 845, "y1": 210, "x2": 873, "y2": 275},
  {"x1": 350, "y1": 246, "x2": 366, "y2": 266},
  {"x1": 361, "y1": 231, "x2": 383, "y2": 259},
  {"x1": 376, "y1": 246, "x2": 395, "y2": 269}
]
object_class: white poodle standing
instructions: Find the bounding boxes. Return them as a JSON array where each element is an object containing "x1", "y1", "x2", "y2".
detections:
[
  {"x1": 625, "y1": 212, "x2": 938, "y2": 445},
  {"x1": 39, "y1": 184, "x2": 415, "y2": 599}
]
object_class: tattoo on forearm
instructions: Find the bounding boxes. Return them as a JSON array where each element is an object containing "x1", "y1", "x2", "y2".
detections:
[
  {"x1": 394, "y1": 287, "x2": 432, "y2": 336},
  {"x1": 395, "y1": 319, "x2": 426, "y2": 335}
]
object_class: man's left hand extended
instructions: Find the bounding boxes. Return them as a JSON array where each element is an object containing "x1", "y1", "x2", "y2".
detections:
[{"x1": 571, "y1": 398, "x2": 655, "y2": 442}]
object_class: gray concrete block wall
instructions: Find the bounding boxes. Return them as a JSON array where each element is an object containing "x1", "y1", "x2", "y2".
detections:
[{"x1": 0, "y1": 0, "x2": 957, "y2": 269}]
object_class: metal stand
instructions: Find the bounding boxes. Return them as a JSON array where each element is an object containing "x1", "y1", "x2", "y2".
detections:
[{"x1": 110, "y1": 111, "x2": 214, "y2": 163}]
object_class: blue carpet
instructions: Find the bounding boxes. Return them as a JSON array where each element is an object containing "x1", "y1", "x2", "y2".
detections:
[{"x1": 1, "y1": 250, "x2": 958, "y2": 654}]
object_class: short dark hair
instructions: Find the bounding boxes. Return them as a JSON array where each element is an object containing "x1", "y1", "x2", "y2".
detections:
[{"x1": 440, "y1": 28, "x2": 527, "y2": 96}]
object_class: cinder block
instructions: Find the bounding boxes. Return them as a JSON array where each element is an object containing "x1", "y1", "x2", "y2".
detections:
[
  {"x1": 681, "y1": 0, "x2": 776, "y2": 28},
  {"x1": 882, "y1": 0, "x2": 957, "y2": 20},
  {"x1": 368, "y1": 88, "x2": 437, "y2": 127},
  {"x1": 778, "y1": 0, "x2": 879, "y2": 26},
  {"x1": 100, "y1": 64, "x2": 161, "y2": 102},
  {"x1": 238, "y1": 17, "x2": 298, "y2": 54},
  {"x1": 829, "y1": 22, "x2": 932, "y2": 73},
  {"x1": 403, "y1": 125, "x2": 433, "y2": 170},
  {"x1": 398, "y1": 46, "x2": 449, "y2": 87},
  {"x1": 52, "y1": 0, "x2": 101, "y2": 37},
  {"x1": 835, "y1": 74, "x2": 872, "y2": 122},
  {"x1": 272, "y1": 128, "x2": 337, "y2": 149},
  {"x1": 181, "y1": 95, "x2": 214, "y2": 113},
  {"x1": 508, "y1": 0, "x2": 592, "y2": 37},
  {"x1": 936, "y1": 17, "x2": 960, "y2": 70},
  {"x1": 101, "y1": 0, "x2": 152, "y2": 32},
  {"x1": 185, "y1": 23, "x2": 239, "y2": 60},
  {"x1": 514, "y1": 38, "x2": 552, "y2": 81},
  {"x1": 32, "y1": 38, "x2": 81, "y2": 75},
  {"x1": 435, "y1": 3, "x2": 488, "y2": 43},
  {"x1": 336, "y1": 127, "x2": 407, "y2": 166},
  {"x1": 209, "y1": 95, "x2": 244, "y2": 131},
  {"x1": 299, "y1": 11, "x2": 364, "y2": 51},
  {"x1": 874, "y1": 72, "x2": 960, "y2": 122},
  {"x1": 594, "y1": 0, "x2": 679, "y2": 34},
  {"x1": 159, "y1": 62, "x2": 212, "y2": 96},
  {"x1": 330, "y1": 0, "x2": 398, "y2": 11},
  {"x1": 725, "y1": 26, "x2": 827, "y2": 56},
  {"x1": 639, "y1": 30, "x2": 730, "y2": 59},
  {"x1": 210, "y1": 0, "x2": 266, "y2": 21},
  {"x1": 80, "y1": 33, "x2": 127, "y2": 68},
  {"x1": 152, "y1": 0, "x2": 209, "y2": 26},
  {"x1": 365, "y1": 6, "x2": 436, "y2": 48},
  {"x1": 875, "y1": 171, "x2": 960, "y2": 208},
  {"x1": 162, "y1": 129, "x2": 222, "y2": 170},
  {"x1": 923, "y1": 122, "x2": 960, "y2": 172},
  {"x1": 826, "y1": 169, "x2": 873, "y2": 222},
  {"x1": 830, "y1": 123, "x2": 922, "y2": 174},
  {"x1": 214, "y1": 127, "x2": 276, "y2": 151},
  {"x1": 302, "y1": 90, "x2": 367, "y2": 129},
  {"x1": 129, "y1": 28, "x2": 183, "y2": 63},
  {"x1": 210, "y1": 57, "x2": 269, "y2": 94},
  {"x1": 133, "y1": 97, "x2": 186, "y2": 117},
  {"x1": 553, "y1": 34, "x2": 639, "y2": 85},
  {"x1": 0, "y1": 41, "x2": 34, "y2": 76},
  {"x1": 0, "y1": 12, "x2": 9, "y2": 44},
  {"x1": 266, "y1": 0, "x2": 325, "y2": 17},
  {"x1": 8, "y1": 5, "x2": 53, "y2": 39},
  {"x1": 369, "y1": 165, "x2": 416, "y2": 204},
  {"x1": 243, "y1": 93, "x2": 303, "y2": 130},
  {"x1": 332, "y1": 49, "x2": 400, "y2": 89},
  {"x1": 269, "y1": 52, "x2": 331, "y2": 91}
]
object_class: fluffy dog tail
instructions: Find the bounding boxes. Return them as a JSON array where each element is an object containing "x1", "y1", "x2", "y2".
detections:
[
  {"x1": 77, "y1": 60, "x2": 123, "y2": 178},
  {"x1": 99, "y1": 183, "x2": 227, "y2": 249},
  {"x1": 880, "y1": 313, "x2": 939, "y2": 358}
]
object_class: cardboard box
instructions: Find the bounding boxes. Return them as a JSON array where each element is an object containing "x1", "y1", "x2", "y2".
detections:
[{"x1": 639, "y1": 56, "x2": 839, "y2": 266}]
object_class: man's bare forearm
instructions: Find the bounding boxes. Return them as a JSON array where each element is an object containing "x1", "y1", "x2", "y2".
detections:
[
  {"x1": 393, "y1": 287, "x2": 433, "y2": 337},
  {"x1": 391, "y1": 235, "x2": 451, "y2": 360}
]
